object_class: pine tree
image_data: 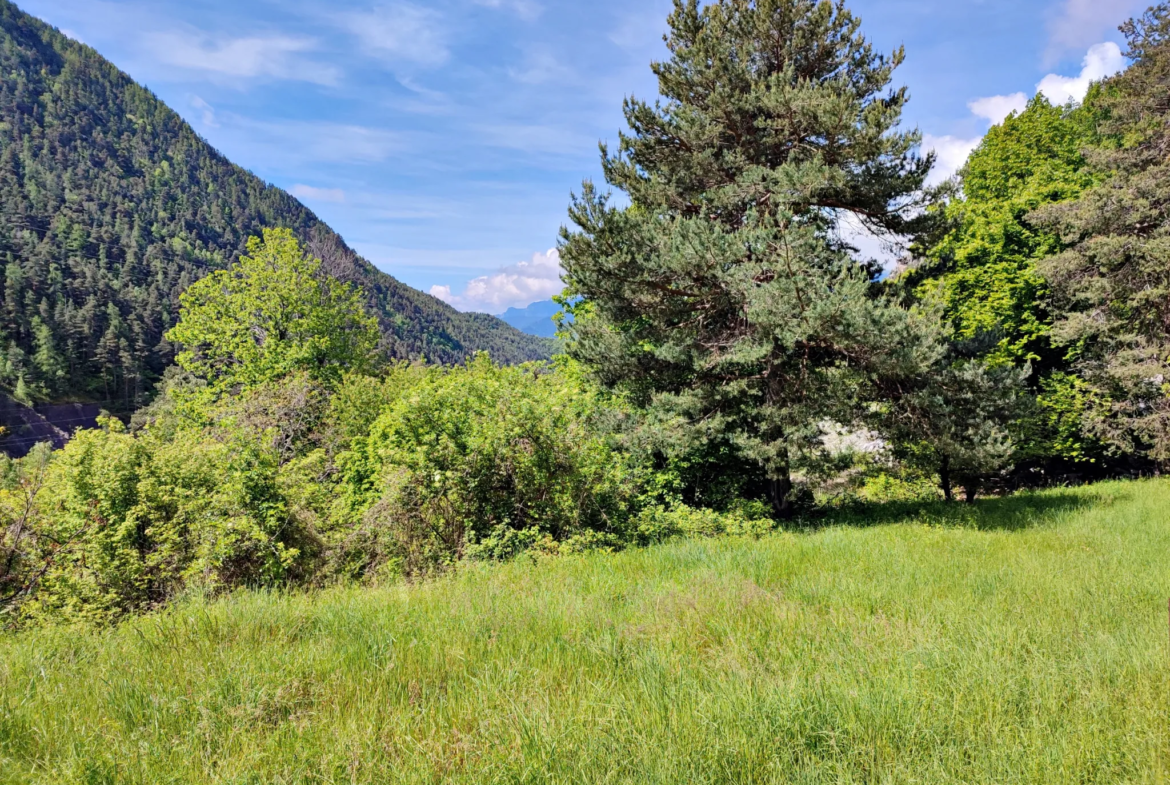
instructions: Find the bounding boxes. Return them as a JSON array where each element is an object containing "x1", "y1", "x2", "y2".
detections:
[
  {"x1": 878, "y1": 333, "x2": 1029, "y2": 502},
  {"x1": 560, "y1": 0, "x2": 938, "y2": 515},
  {"x1": 1034, "y1": 5, "x2": 1170, "y2": 462},
  {"x1": 30, "y1": 316, "x2": 66, "y2": 395}
]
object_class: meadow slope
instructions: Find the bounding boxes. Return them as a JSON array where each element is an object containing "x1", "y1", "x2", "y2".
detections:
[{"x1": 1, "y1": 480, "x2": 1169, "y2": 783}]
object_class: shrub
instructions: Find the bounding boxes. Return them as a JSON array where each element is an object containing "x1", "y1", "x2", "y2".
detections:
[
  {"x1": 633, "y1": 503, "x2": 775, "y2": 545},
  {"x1": 18, "y1": 410, "x2": 313, "y2": 624},
  {"x1": 333, "y1": 355, "x2": 645, "y2": 575}
]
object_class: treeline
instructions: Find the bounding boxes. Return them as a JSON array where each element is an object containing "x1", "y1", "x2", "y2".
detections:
[
  {"x1": 0, "y1": 0, "x2": 551, "y2": 412},
  {"x1": 3, "y1": 0, "x2": 1170, "y2": 626}
]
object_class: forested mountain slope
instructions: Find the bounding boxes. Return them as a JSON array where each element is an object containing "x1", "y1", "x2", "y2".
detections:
[{"x1": 0, "y1": 0, "x2": 553, "y2": 410}]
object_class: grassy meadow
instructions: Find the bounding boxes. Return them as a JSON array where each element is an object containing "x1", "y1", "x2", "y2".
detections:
[{"x1": 1, "y1": 479, "x2": 1169, "y2": 784}]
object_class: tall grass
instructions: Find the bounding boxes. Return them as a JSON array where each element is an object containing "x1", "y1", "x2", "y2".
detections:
[{"x1": 2, "y1": 480, "x2": 1169, "y2": 783}]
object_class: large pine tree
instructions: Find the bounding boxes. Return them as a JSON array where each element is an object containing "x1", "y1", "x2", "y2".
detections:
[
  {"x1": 560, "y1": 0, "x2": 938, "y2": 514},
  {"x1": 1035, "y1": 5, "x2": 1170, "y2": 463}
]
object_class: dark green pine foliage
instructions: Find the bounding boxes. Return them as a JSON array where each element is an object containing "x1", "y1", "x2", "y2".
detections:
[
  {"x1": 0, "y1": 1, "x2": 552, "y2": 410},
  {"x1": 560, "y1": 0, "x2": 938, "y2": 515},
  {"x1": 1035, "y1": 5, "x2": 1170, "y2": 463}
]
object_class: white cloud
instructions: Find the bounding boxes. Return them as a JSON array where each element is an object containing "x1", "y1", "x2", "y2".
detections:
[
  {"x1": 1037, "y1": 41, "x2": 1125, "y2": 105},
  {"x1": 963, "y1": 41, "x2": 1123, "y2": 132},
  {"x1": 935, "y1": 41, "x2": 1127, "y2": 180},
  {"x1": 922, "y1": 134, "x2": 981, "y2": 184},
  {"x1": 144, "y1": 31, "x2": 340, "y2": 85},
  {"x1": 343, "y1": 4, "x2": 449, "y2": 68},
  {"x1": 289, "y1": 184, "x2": 346, "y2": 203},
  {"x1": 968, "y1": 92, "x2": 1028, "y2": 125},
  {"x1": 431, "y1": 249, "x2": 563, "y2": 313},
  {"x1": 1046, "y1": 0, "x2": 1143, "y2": 64},
  {"x1": 60, "y1": 28, "x2": 83, "y2": 43}
]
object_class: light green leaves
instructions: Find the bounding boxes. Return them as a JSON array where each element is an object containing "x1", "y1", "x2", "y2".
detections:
[{"x1": 167, "y1": 228, "x2": 379, "y2": 394}]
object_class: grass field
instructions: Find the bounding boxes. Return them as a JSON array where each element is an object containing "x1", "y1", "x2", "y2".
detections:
[{"x1": 1, "y1": 480, "x2": 1169, "y2": 784}]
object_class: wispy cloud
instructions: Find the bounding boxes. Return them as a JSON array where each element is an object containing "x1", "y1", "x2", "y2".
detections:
[
  {"x1": 143, "y1": 30, "x2": 340, "y2": 85},
  {"x1": 290, "y1": 184, "x2": 346, "y2": 203},
  {"x1": 475, "y1": 123, "x2": 597, "y2": 159},
  {"x1": 508, "y1": 47, "x2": 575, "y2": 85},
  {"x1": 431, "y1": 248, "x2": 563, "y2": 313},
  {"x1": 195, "y1": 109, "x2": 405, "y2": 167},
  {"x1": 1045, "y1": 0, "x2": 1143, "y2": 65},
  {"x1": 189, "y1": 95, "x2": 218, "y2": 127},
  {"x1": 342, "y1": 3, "x2": 449, "y2": 68},
  {"x1": 473, "y1": 0, "x2": 542, "y2": 22}
]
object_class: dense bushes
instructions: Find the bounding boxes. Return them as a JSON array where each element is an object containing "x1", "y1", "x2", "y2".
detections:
[
  {"x1": 332, "y1": 356, "x2": 645, "y2": 574},
  {"x1": 0, "y1": 356, "x2": 775, "y2": 625}
]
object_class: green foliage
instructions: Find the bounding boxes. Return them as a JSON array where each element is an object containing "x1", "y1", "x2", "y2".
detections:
[
  {"x1": 859, "y1": 471, "x2": 941, "y2": 504},
  {"x1": 0, "y1": 0, "x2": 551, "y2": 411},
  {"x1": 1034, "y1": 5, "x2": 1170, "y2": 462},
  {"x1": 881, "y1": 342, "x2": 1029, "y2": 501},
  {"x1": 560, "y1": 0, "x2": 941, "y2": 516},
  {"x1": 19, "y1": 415, "x2": 308, "y2": 625},
  {"x1": 167, "y1": 229, "x2": 379, "y2": 393},
  {"x1": 1, "y1": 355, "x2": 680, "y2": 623},
  {"x1": 632, "y1": 502, "x2": 774, "y2": 544},
  {"x1": 334, "y1": 355, "x2": 646, "y2": 576},
  {"x1": 916, "y1": 97, "x2": 1095, "y2": 366}
]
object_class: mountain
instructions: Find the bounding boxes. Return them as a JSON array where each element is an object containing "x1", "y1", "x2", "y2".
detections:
[
  {"x1": 0, "y1": 1, "x2": 554, "y2": 412},
  {"x1": 499, "y1": 300, "x2": 561, "y2": 338}
]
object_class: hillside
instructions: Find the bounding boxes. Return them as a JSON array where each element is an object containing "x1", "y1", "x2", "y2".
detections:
[
  {"x1": 0, "y1": 0, "x2": 553, "y2": 411},
  {"x1": 1, "y1": 479, "x2": 1166, "y2": 782}
]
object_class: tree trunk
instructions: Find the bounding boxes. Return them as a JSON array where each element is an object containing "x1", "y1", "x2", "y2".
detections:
[
  {"x1": 964, "y1": 480, "x2": 979, "y2": 504},
  {"x1": 940, "y1": 455, "x2": 953, "y2": 502},
  {"x1": 766, "y1": 473, "x2": 795, "y2": 520}
]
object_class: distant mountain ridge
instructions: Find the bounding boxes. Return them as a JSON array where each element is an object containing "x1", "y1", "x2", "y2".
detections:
[
  {"x1": 499, "y1": 300, "x2": 561, "y2": 338},
  {"x1": 0, "y1": 0, "x2": 554, "y2": 412}
]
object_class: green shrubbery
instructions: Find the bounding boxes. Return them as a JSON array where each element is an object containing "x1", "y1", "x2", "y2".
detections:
[{"x1": 0, "y1": 353, "x2": 771, "y2": 625}]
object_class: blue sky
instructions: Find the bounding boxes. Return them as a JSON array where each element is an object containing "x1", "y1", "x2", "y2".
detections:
[{"x1": 23, "y1": 0, "x2": 1141, "y2": 313}]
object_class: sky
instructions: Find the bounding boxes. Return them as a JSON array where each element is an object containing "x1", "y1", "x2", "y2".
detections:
[{"x1": 22, "y1": 0, "x2": 1144, "y2": 314}]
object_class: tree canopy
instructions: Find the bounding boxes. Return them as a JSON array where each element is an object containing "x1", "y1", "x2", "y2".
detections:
[{"x1": 167, "y1": 229, "x2": 379, "y2": 393}]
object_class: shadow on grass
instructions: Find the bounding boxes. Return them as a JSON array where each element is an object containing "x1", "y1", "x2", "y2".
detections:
[{"x1": 804, "y1": 488, "x2": 1107, "y2": 534}]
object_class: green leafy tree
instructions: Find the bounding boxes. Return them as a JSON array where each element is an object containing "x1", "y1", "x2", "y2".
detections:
[
  {"x1": 167, "y1": 229, "x2": 380, "y2": 393},
  {"x1": 915, "y1": 96, "x2": 1095, "y2": 366},
  {"x1": 1034, "y1": 6, "x2": 1170, "y2": 463},
  {"x1": 559, "y1": 0, "x2": 938, "y2": 516},
  {"x1": 907, "y1": 94, "x2": 1112, "y2": 468}
]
